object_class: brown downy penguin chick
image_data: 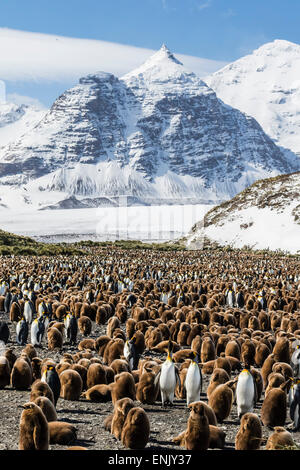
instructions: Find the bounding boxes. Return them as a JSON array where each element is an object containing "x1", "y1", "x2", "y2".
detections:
[
  {"x1": 172, "y1": 349, "x2": 194, "y2": 363},
  {"x1": 207, "y1": 368, "x2": 230, "y2": 400},
  {"x1": 175, "y1": 366, "x2": 188, "y2": 399},
  {"x1": 241, "y1": 339, "x2": 256, "y2": 366},
  {"x1": 254, "y1": 343, "x2": 271, "y2": 367},
  {"x1": 151, "y1": 340, "x2": 180, "y2": 354},
  {"x1": 272, "y1": 362, "x2": 294, "y2": 383},
  {"x1": 34, "y1": 396, "x2": 57, "y2": 422},
  {"x1": 107, "y1": 316, "x2": 121, "y2": 338},
  {"x1": 31, "y1": 357, "x2": 42, "y2": 381},
  {"x1": 95, "y1": 335, "x2": 111, "y2": 356},
  {"x1": 0, "y1": 356, "x2": 10, "y2": 389},
  {"x1": 47, "y1": 327, "x2": 63, "y2": 351},
  {"x1": 214, "y1": 357, "x2": 232, "y2": 376},
  {"x1": 235, "y1": 412, "x2": 262, "y2": 450},
  {"x1": 126, "y1": 319, "x2": 137, "y2": 341},
  {"x1": 273, "y1": 337, "x2": 290, "y2": 364},
  {"x1": 208, "y1": 380, "x2": 235, "y2": 423},
  {"x1": 19, "y1": 402, "x2": 49, "y2": 450},
  {"x1": 250, "y1": 368, "x2": 264, "y2": 402},
  {"x1": 81, "y1": 384, "x2": 111, "y2": 402},
  {"x1": 224, "y1": 340, "x2": 241, "y2": 360},
  {"x1": 185, "y1": 401, "x2": 210, "y2": 450},
  {"x1": 104, "y1": 365, "x2": 115, "y2": 384},
  {"x1": 136, "y1": 367, "x2": 159, "y2": 404},
  {"x1": 86, "y1": 363, "x2": 107, "y2": 388},
  {"x1": 48, "y1": 421, "x2": 77, "y2": 445},
  {"x1": 265, "y1": 426, "x2": 297, "y2": 450},
  {"x1": 131, "y1": 330, "x2": 145, "y2": 356},
  {"x1": 111, "y1": 372, "x2": 136, "y2": 405},
  {"x1": 261, "y1": 379, "x2": 292, "y2": 428},
  {"x1": 11, "y1": 357, "x2": 32, "y2": 390},
  {"x1": 265, "y1": 372, "x2": 285, "y2": 396},
  {"x1": 208, "y1": 425, "x2": 226, "y2": 449},
  {"x1": 200, "y1": 360, "x2": 216, "y2": 375},
  {"x1": 261, "y1": 354, "x2": 276, "y2": 389},
  {"x1": 30, "y1": 380, "x2": 55, "y2": 404},
  {"x1": 110, "y1": 359, "x2": 130, "y2": 375},
  {"x1": 121, "y1": 407, "x2": 150, "y2": 449},
  {"x1": 103, "y1": 339, "x2": 124, "y2": 365},
  {"x1": 109, "y1": 397, "x2": 135, "y2": 439},
  {"x1": 70, "y1": 363, "x2": 87, "y2": 388},
  {"x1": 201, "y1": 337, "x2": 216, "y2": 363},
  {"x1": 174, "y1": 402, "x2": 210, "y2": 451},
  {"x1": 5, "y1": 348, "x2": 17, "y2": 370},
  {"x1": 56, "y1": 362, "x2": 71, "y2": 376},
  {"x1": 177, "y1": 323, "x2": 191, "y2": 346},
  {"x1": 59, "y1": 369, "x2": 83, "y2": 401},
  {"x1": 78, "y1": 316, "x2": 92, "y2": 336},
  {"x1": 22, "y1": 344, "x2": 37, "y2": 360},
  {"x1": 78, "y1": 339, "x2": 96, "y2": 351},
  {"x1": 191, "y1": 335, "x2": 202, "y2": 356}
]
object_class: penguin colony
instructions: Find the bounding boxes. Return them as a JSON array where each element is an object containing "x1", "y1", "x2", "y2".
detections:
[{"x1": 0, "y1": 248, "x2": 300, "y2": 450}]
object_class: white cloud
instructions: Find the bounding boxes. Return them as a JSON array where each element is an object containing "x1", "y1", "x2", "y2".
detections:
[
  {"x1": 0, "y1": 28, "x2": 227, "y2": 83},
  {"x1": 6, "y1": 93, "x2": 46, "y2": 109},
  {"x1": 195, "y1": 0, "x2": 212, "y2": 11}
]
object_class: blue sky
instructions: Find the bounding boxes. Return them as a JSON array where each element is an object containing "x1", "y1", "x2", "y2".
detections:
[{"x1": 1, "y1": 0, "x2": 300, "y2": 106}]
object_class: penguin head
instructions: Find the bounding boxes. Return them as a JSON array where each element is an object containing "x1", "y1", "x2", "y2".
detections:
[{"x1": 22, "y1": 402, "x2": 36, "y2": 411}]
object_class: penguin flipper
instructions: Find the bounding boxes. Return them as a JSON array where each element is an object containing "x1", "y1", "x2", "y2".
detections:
[
  {"x1": 290, "y1": 398, "x2": 297, "y2": 422},
  {"x1": 198, "y1": 365, "x2": 203, "y2": 394},
  {"x1": 154, "y1": 370, "x2": 161, "y2": 389},
  {"x1": 175, "y1": 367, "x2": 181, "y2": 389}
]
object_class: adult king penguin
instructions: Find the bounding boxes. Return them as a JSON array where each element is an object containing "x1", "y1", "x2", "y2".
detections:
[
  {"x1": 123, "y1": 337, "x2": 139, "y2": 371},
  {"x1": 184, "y1": 351, "x2": 202, "y2": 406},
  {"x1": 236, "y1": 365, "x2": 257, "y2": 419},
  {"x1": 41, "y1": 364, "x2": 61, "y2": 407},
  {"x1": 155, "y1": 340, "x2": 180, "y2": 407},
  {"x1": 291, "y1": 341, "x2": 300, "y2": 378},
  {"x1": 16, "y1": 318, "x2": 29, "y2": 346},
  {"x1": 64, "y1": 313, "x2": 78, "y2": 346},
  {"x1": 31, "y1": 316, "x2": 46, "y2": 347},
  {"x1": 289, "y1": 378, "x2": 300, "y2": 431}
]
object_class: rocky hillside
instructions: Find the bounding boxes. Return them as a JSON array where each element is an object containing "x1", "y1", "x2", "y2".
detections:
[
  {"x1": 186, "y1": 171, "x2": 300, "y2": 254},
  {"x1": 0, "y1": 45, "x2": 298, "y2": 208}
]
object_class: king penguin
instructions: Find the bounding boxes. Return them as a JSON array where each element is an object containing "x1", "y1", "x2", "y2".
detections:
[
  {"x1": 123, "y1": 337, "x2": 139, "y2": 371},
  {"x1": 23, "y1": 298, "x2": 34, "y2": 324},
  {"x1": 16, "y1": 318, "x2": 29, "y2": 346},
  {"x1": 64, "y1": 313, "x2": 78, "y2": 346},
  {"x1": 289, "y1": 379, "x2": 300, "y2": 431},
  {"x1": 291, "y1": 343, "x2": 300, "y2": 379},
  {"x1": 185, "y1": 351, "x2": 202, "y2": 406},
  {"x1": 41, "y1": 364, "x2": 61, "y2": 407},
  {"x1": 155, "y1": 340, "x2": 180, "y2": 407},
  {"x1": 235, "y1": 365, "x2": 257, "y2": 419},
  {"x1": 31, "y1": 316, "x2": 46, "y2": 347}
]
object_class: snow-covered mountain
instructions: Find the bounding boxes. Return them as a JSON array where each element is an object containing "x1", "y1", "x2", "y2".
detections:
[
  {"x1": 0, "y1": 102, "x2": 46, "y2": 152},
  {"x1": 185, "y1": 171, "x2": 300, "y2": 254},
  {"x1": 0, "y1": 44, "x2": 299, "y2": 209},
  {"x1": 206, "y1": 40, "x2": 300, "y2": 157}
]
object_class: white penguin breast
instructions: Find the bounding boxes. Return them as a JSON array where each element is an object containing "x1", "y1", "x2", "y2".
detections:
[
  {"x1": 236, "y1": 374, "x2": 255, "y2": 404},
  {"x1": 160, "y1": 361, "x2": 176, "y2": 391},
  {"x1": 185, "y1": 363, "x2": 201, "y2": 392}
]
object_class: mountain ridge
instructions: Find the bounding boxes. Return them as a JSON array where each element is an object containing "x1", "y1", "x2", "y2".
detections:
[{"x1": 0, "y1": 44, "x2": 299, "y2": 209}]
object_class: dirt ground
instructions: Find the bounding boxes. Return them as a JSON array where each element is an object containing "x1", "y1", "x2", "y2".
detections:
[{"x1": 1, "y1": 311, "x2": 300, "y2": 452}]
